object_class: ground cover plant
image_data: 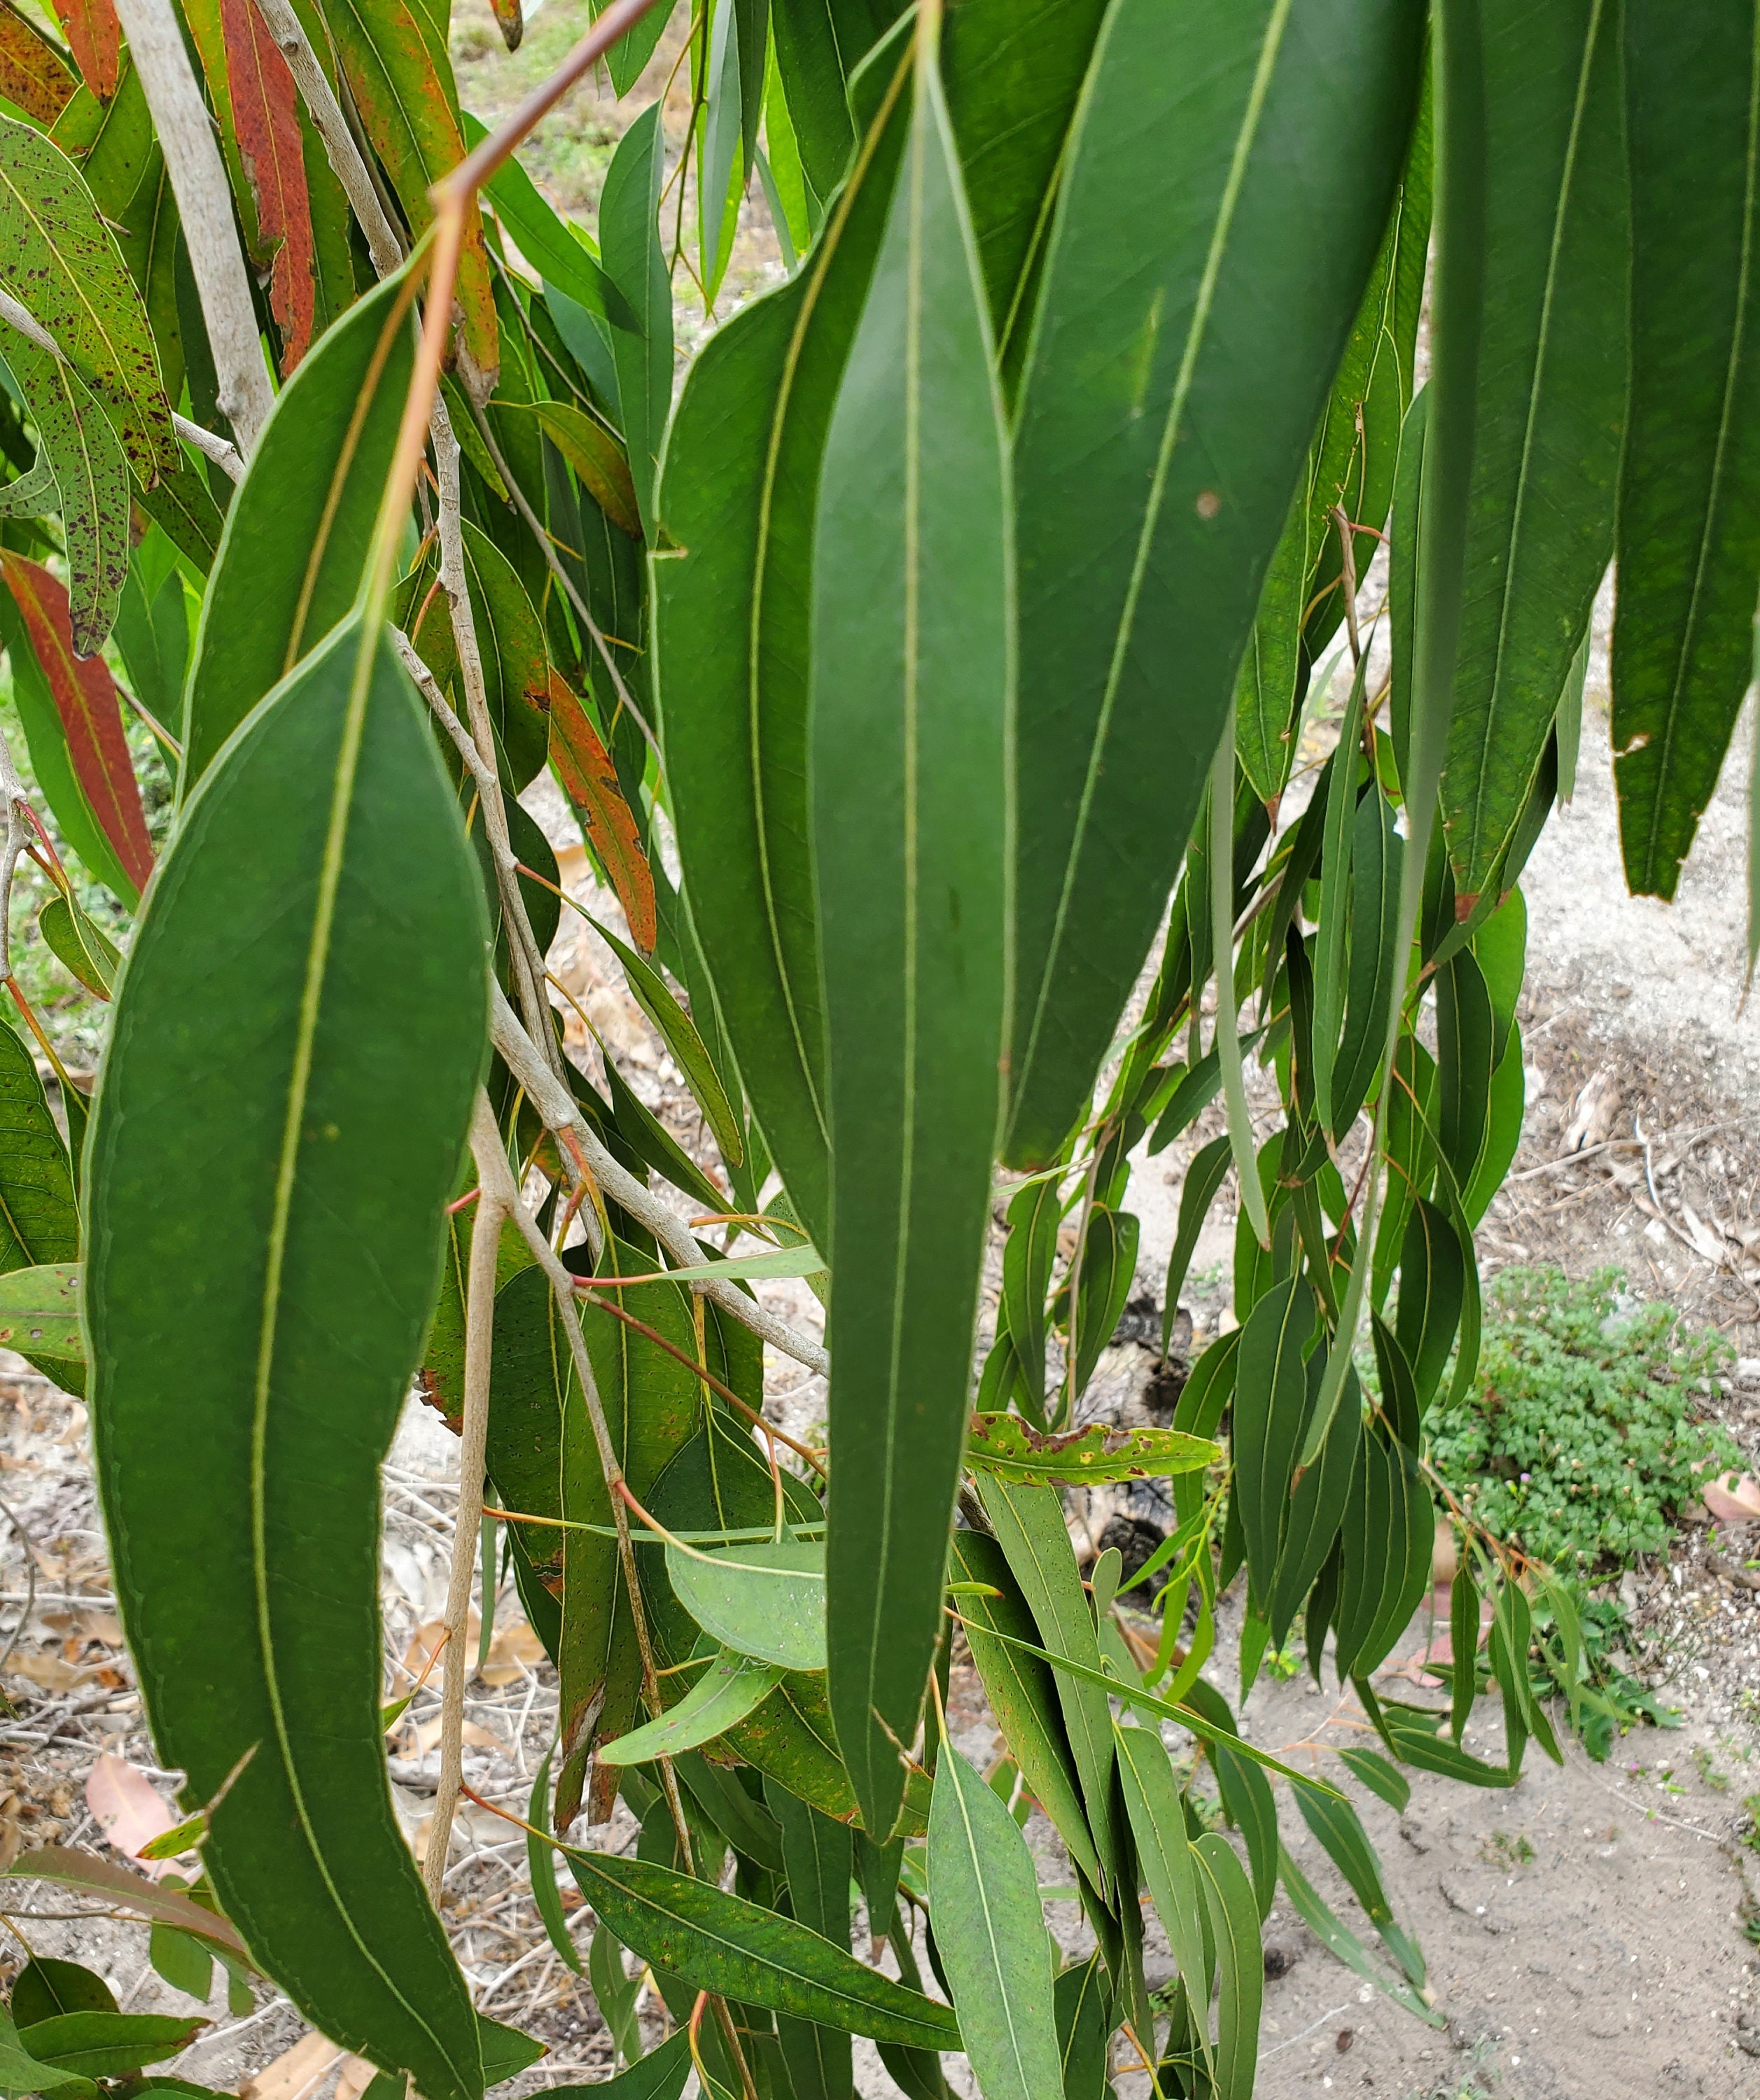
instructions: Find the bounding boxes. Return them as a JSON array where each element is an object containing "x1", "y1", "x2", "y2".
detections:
[{"x1": 0, "y1": 0, "x2": 1749, "y2": 2093}]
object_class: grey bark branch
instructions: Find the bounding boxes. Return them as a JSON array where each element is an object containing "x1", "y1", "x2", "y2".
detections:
[
  {"x1": 469, "y1": 1094, "x2": 697, "y2": 1861},
  {"x1": 423, "y1": 1112, "x2": 505, "y2": 1904},
  {"x1": 109, "y1": 0, "x2": 274, "y2": 453},
  {"x1": 0, "y1": 291, "x2": 243, "y2": 479},
  {"x1": 246, "y1": 0, "x2": 404, "y2": 278},
  {"x1": 488, "y1": 982, "x2": 831, "y2": 1378}
]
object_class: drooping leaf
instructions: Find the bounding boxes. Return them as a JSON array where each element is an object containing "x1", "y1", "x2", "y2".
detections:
[
  {"x1": 0, "y1": 552, "x2": 150, "y2": 894},
  {"x1": 525, "y1": 1749, "x2": 583, "y2": 1977},
  {"x1": 0, "y1": 111, "x2": 173, "y2": 479},
  {"x1": 4, "y1": 339, "x2": 127, "y2": 656},
  {"x1": 767, "y1": 1779, "x2": 855, "y2": 2100},
  {"x1": 926, "y1": 1739, "x2": 1061, "y2": 2100},
  {"x1": 1292, "y1": 1780, "x2": 1425, "y2": 1987},
  {"x1": 948, "y1": 1530, "x2": 1099, "y2": 1890},
  {"x1": 813, "y1": 18, "x2": 1010, "y2": 1842},
  {"x1": 1442, "y1": 0, "x2": 1624, "y2": 906},
  {"x1": 6, "y1": 1850, "x2": 250, "y2": 1960},
  {"x1": 1052, "y1": 1952, "x2": 1111, "y2": 2100},
  {"x1": 460, "y1": 113, "x2": 634, "y2": 333},
  {"x1": 510, "y1": 398, "x2": 641, "y2": 538},
  {"x1": 181, "y1": 270, "x2": 412, "y2": 792},
  {"x1": 216, "y1": 0, "x2": 319, "y2": 372},
  {"x1": 314, "y1": 0, "x2": 496, "y2": 377},
  {"x1": 1003, "y1": 0, "x2": 1425, "y2": 1166},
  {"x1": 11, "y1": 1961, "x2": 114, "y2": 2027},
  {"x1": 1190, "y1": 1833, "x2": 1262, "y2": 2100},
  {"x1": 547, "y1": 2029, "x2": 690, "y2": 2100},
  {"x1": 1276, "y1": 1843, "x2": 1442, "y2": 2026},
  {"x1": 0, "y1": 4, "x2": 76, "y2": 125},
  {"x1": 547, "y1": 674, "x2": 656, "y2": 953},
  {"x1": 652, "y1": 33, "x2": 914, "y2": 1256},
  {"x1": 85, "y1": 613, "x2": 489, "y2": 2100},
  {"x1": 563, "y1": 1843, "x2": 959, "y2": 2048},
  {"x1": 0, "y1": 1261, "x2": 80, "y2": 1359},
  {"x1": 599, "y1": 105, "x2": 670, "y2": 540},
  {"x1": 16, "y1": 2013, "x2": 204, "y2": 2080},
  {"x1": 583, "y1": 913, "x2": 742, "y2": 1167},
  {"x1": 1114, "y1": 1724, "x2": 1209, "y2": 2041},
  {"x1": 1613, "y1": 0, "x2": 1760, "y2": 896},
  {"x1": 965, "y1": 1413, "x2": 1220, "y2": 1487},
  {"x1": 1231, "y1": 1275, "x2": 1318, "y2": 1609},
  {"x1": 665, "y1": 1541, "x2": 826, "y2": 1673},
  {"x1": 46, "y1": 0, "x2": 116, "y2": 101}
]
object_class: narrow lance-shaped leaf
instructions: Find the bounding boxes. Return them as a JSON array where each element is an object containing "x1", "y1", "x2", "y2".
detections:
[
  {"x1": 813, "y1": 15, "x2": 1011, "y2": 1839},
  {"x1": 216, "y1": 0, "x2": 318, "y2": 372},
  {"x1": 86, "y1": 612, "x2": 490, "y2": 2099},
  {"x1": 652, "y1": 33, "x2": 914, "y2": 1256},
  {"x1": 0, "y1": 112, "x2": 174, "y2": 480},
  {"x1": 1613, "y1": 0, "x2": 1760, "y2": 897},
  {"x1": 181, "y1": 270, "x2": 414, "y2": 794},
  {"x1": 601, "y1": 106, "x2": 671, "y2": 541},
  {"x1": 4, "y1": 339, "x2": 128, "y2": 657},
  {"x1": 0, "y1": 4, "x2": 77, "y2": 125},
  {"x1": 1004, "y1": 0, "x2": 1425, "y2": 1166},
  {"x1": 1, "y1": 553, "x2": 151, "y2": 894},
  {"x1": 47, "y1": 0, "x2": 116, "y2": 100},
  {"x1": 1442, "y1": 0, "x2": 1626, "y2": 906},
  {"x1": 925, "y1": 1737, "x2": 1062, "y2": 2100}
]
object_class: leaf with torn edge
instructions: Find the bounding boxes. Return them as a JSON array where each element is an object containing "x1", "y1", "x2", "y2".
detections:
[{"x1": 965, "y1": 1413, "x2": 1220, "y2": 1485}]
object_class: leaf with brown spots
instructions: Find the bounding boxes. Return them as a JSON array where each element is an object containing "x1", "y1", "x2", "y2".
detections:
[
  {"x1": 4, "y1": 339, "x2": 129, "y2": 654},
  {"x1": 964, "y1": 1413, "x2": 1222, "y2": 1487},
  {"x1": 0, "y1": 111, "x2": 176, "y2": 481},
  {"x1": 0, "y1": 1, "x2": 76, "y2": 124},
  {"x1": 217, "y1": 0, "x2": 316, "y2": 370},
  {"x1": 314, "y1": 0, "x2": 497, "y2": 382},
  {"x1": 46, "y1": 0, "x2": 116, "y2": 99},
  {"x1": 547, "y1": 670, "x2": 655, "y2": 953},
  {"x1": 0, "y1": 552, "x2": 152, "y2": 892}
]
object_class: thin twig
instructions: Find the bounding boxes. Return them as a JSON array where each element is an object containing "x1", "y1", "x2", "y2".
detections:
[
  {"x1": 489, "y1": 983, "x2": 830, "y2": 1377},
  {"x1": 109, "y1": 0, "x2": 274, "y2": 449}
]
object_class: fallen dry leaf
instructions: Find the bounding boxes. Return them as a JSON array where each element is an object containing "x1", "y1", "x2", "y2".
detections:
[
  {"x1": 1563, "y1": 1070, "x2": 1619, "y2": 1153},
  {"x1": 481, "y1": 1620, "x2": 546, "y2": 1686},
  {"x1": 333, "y1": 2056, "x2": 377, "y2": 2100},
  {"x1": 1704, "y1": 1471, "x2": 1760, "y2": 1523},
  {"x1": 85, "y1": 1753, "x2": 180, "y2": 1879},
  {"x1": 7, "y1": 1650, "x2": 95, "y2": 1693},
  {"x1": 241, "y1": 2031, "x2": 343, "y2": 2100},
  {"x1": 409, "y1": 1717, "x2": 497, "y2": 1755}
]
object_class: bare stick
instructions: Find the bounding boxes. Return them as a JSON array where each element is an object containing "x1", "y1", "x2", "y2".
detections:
[
  {"x1": 489, "y1": 983, "x2": 830, "y2": 1377},
  {"x1": 0, "y1": 291, "x2": 244, "y2": 480},
  {"x1": 109, "y1": 0, "x2": 275, "y2": 451},
  {"x1": 0, "y1": 725, "x2": 31, "y2": 981},
  {"x1": 470, "y1": 1096, "x2": 697, "y2": 1863},
  {"x1": 246, "y1": 0, "x2": 404, "y2": 278},
  {"x1": 424, "y1": 1114, "x2": 507, "y2": 1903}
]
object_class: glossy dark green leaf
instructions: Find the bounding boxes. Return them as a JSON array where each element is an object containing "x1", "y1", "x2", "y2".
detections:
[
  {"x1": 181, "y1": 270, "x2": 413, "y2": 794},
  {"x1": 1145, "y1": 1051, "x2": 1222, "y2": 1157},
  {"x1": 85, "y1": 613, "x2": 488, "y2": 2100},
  {"x1": 940, "y1": 0, "x2": 1109, "y2": 363},
  {"x1": 1114, "y1": 1723, "x2": 1208, "y2": 2022},
  {"x1": 1443, "y1": 0, "x2": 1625, "y2": 905},
  {"x1": 1004, "y1": 0, "x2": 1425, "y2": 1166},
  {"x1": 1276, "y1": 1844, "x2": 1442, "y2": 2026},
  {"x1": 1185, "y1": 1678, "x2": 1276, "y2": 1921},
  {"x1": 767, "y1": 1779, "x2": 854, "y2": 2100},
  {"x1": 1232, "y1": 1275, "x2": 1317, "y2": 1609},
  {"x1": 17, "y1": 2012, "x2": 202, "y2": 2078},
  {"x1": 458, "y1": 522, "x2": 548, "y2": 791},
  {"x1": 1333, "y1": 1420, "x2": 1432, "y2": 1685},
  {"x1": 653, "y1": 39, "x2": 912, "y2": 1255},
  {"x1": 39, "y1": 891, "x2": 118, "y2": 1000},
  {"x1": 976, "y1": 1477, "x2": 1118, "y2": 1890},
  {"x1": 1269, "y1": 1369, "x2": 1360, "y2": 1648},
  {"x1": 1460, "y1": 1030, "x2": 1524, "y2": 1226},
  {"x1": 563, "y1": 1844, "x2": 959, "y2": 2048},
  {"x1": 1234, "y1": 491, "x2": 1310, "y2": 811},
  {"x1": 461, "y1": 113, "x2": 634, "y2": 334},
  {"x1": 1338, "y1": 1746, "x2": 1411, "y2": 1814},
  {"x1": 548, "y1": 2029, "x2": 690, "y2": 2100},
  {"x1": 926, "y1": 1740, "x2": 1061, "y2": 2100},
  {"x1": 814, "y1": 24, "x2": 1010, "y2": 1840},
  {"x1": 525, "y1": 1749, "x2": 583, "y2": 1977},
  {"x1": 11, "y1": 1962, "x2": 113, "y2": 2027},
  {"x1": 1067, "y1": 1205, "x2": 1138, "y2": 1400},
  {"x1": 586, "y1": 913, "x2": 742, "y2": 1166},
  {"x1": 770, "y1": 0, "x2": 900, "y2": 197},
  {"x1": 1291, "y1": 1781, "x2": 1424, "y2": 1987},
  {"x1": 999, "y1": 1175, "x2": 1059, "y2": 1416},
  {"x1": 1434, "y1": 948, "x2": 1495, "y2": 1188},
  {"x1": 0, "y1": 1024, "x2": 76, "y2": 1278},
  {"x1": 600, "y1": 106, "x2": 671, "y2": 540},
  {"x1": 1052, "y1": 1952, "x2": 1111, "y2": 2100},
  {"x1": 1331, "y1": 786, "x2": 1402, "y2": 1138},
  {"x1": 1191, "y1": 1833, "x2": 1262, "y2": 2100},
  {"x1": 949, "y1": 1530, "x2": 1098, "y2": 1890},
  {"x1": 1162, "y1": 1133, "x2": 1231, "y2": 1351},
  {"x1": 1393, "y1": 1196, "x2": 1464, "y2": 1410},
  {"x1": 1613, "y1": 0, "x2": 1760, "y2": 896}
]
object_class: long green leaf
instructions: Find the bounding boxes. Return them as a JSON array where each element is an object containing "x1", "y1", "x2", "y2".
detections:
[
  {"x1": 5, "y1": 340, "x2": 127, "y2": 657},
  {"x1": 653, "y1": 31, "x2": 913, "y2": 1256},
  {"x1": 561, "y1": 1843, "x2": 958, "y2": 2048},
  {"x1": 1113, "y1": 1725, "x2": 1208, "y2": 2052},
  {"x1": 1441, "y1": 0, "x2": 1625, "y2": 905},
  {"x1": 86, "y1": 612, "x2": 488, "y2": 2100},
  {"x1": 1003, "y1": 0, "x2": 1425, "y2": 1166},
  {"x1": 965, "y1": 1413, "x2": 1219, "y2": 1486},
  {"x1": 584, "y1": 913, "x2": 743, "y2": 1166},
  {"x1": 926, "y1": 1740, "x2": 1062, "y2": 2100},
  {"x1": 1231, "y1": 1274, "x2": 1316, "y2": 1608},
  {"x1": 1276, "y1": 1844, "x2": 1443, "y2": 2026},
  {"x1": 181, "y1": 270, "x2": 414, "y2": 794},
  {"x1": 600, "y1": 106, "x2": 671, "y2": 541},
  {"x1": 814, "y1": 17, "x2": 1011, "y2": 1840},
  {"x1": 0, "y1": 1025, "x2": 76, "y2": 1280},
  {"x1": 1613, "y1": 0, "x2": 1760, "y2": 896},
  {"x1": 1190, "y1": 1833, "x2": 1262, "y2": 2100}
]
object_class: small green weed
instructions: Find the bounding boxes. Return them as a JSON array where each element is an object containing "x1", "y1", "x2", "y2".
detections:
[
  {"x1": 1692, "y1": 1744, "x2": 1731, "y2": 1792},
  {"x1": 1479, "y1": 1828, "x2": 1535, "y2": 1868},
  {"x1": 1429, "y1": 1267, "x2": 1738, "y2": 1570}
]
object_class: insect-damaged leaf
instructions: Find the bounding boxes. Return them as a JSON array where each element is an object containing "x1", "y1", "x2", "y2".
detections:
[
  {"x1": 1004, "y1": 0, "x2": 1425, "y2": 1166},
  {"x1": 0, "y1": 2, "x2": 77, "y2": 125},
  {"x1": 182, "y1": 269, "x2": 414, "y2": 793},
  {"x1": 0, "y1": 1261, "x2": 81, "y2": 1360},
  {"x1": 86, "y1": 612, "x2": 489, "y2": 2100},
  {"x1": 0, "y1": 112, "x2": 174, "y2": 482},
  {"x1": 547, "y1": 675, "x2": 656, "y2": 954},
  {"x1": 964, "y1": 1413, "x2": 1219, "y2": 1486},
  {"x1": 3, "y1": 339, "x2": 129, "y2": 657},
  {"x1": 1, "y1": 553, "x2": 151, "y2": 895},
  {"x1": 814, "y1": 17, "x2": 1010, "y2": 1842}
]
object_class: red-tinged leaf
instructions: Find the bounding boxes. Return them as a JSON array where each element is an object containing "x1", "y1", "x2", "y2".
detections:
[
  {"x1": 47, "y1": 0, "x2": 116, "y2": 99},
  {"x1": 0, "y1": 553, "x2": 151, "y2": 893},
  {"x1": 316, "y1": 0, "x2": 497, "y2": 382},
  {"x1": 0, "y1": 1, "x2": 76, "y2": 124},
  {"x1": 548, "y1": 668, "x2": 656, "y2": 953},
  {"x1": 487, "y1": 0, "x2": 520, "y2": 51},
  {"x1": 217, "y1": 0, "x2": 316, "y2": 372}
]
